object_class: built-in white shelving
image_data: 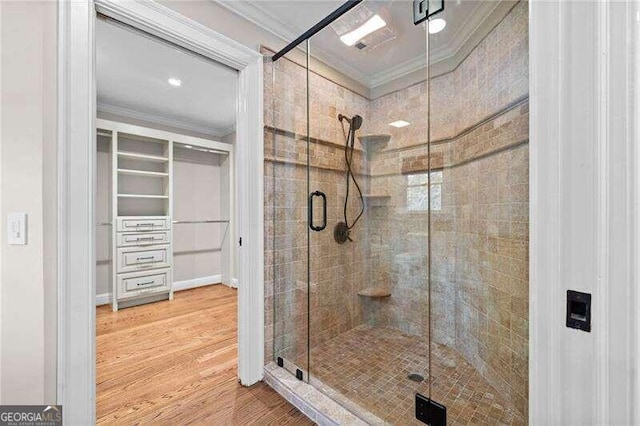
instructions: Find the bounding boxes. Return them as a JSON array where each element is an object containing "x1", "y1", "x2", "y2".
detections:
[
  {"x1": 118, "y1": 168, "x2": 169, "y2": 177},
  {"x1": 117, "y1": 151, "x2": 169, "y2": 163},
  {"x1": 117, "y1": 194, "x2": 170, "y2": 199},
  {"x1": 98, "y1": 118, "x2": 234, "y2": 313},
  {"x1": 103, "y1": 121, "x2": 174, "y2": 312}
]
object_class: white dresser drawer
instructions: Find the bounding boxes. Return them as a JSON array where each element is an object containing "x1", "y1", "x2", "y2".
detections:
[
  {"x1": 117, "y1": 268, "x2": 170, "y2": 299},
  {"x1": 116, "y1": 216, "x2": 170, "y2": 232},
  {"x1": 117, "y1": 231, "x2": 170, "y2": 247},
  {"x1": 117, "y1": 245, "x2": 170, "y2": 273}
]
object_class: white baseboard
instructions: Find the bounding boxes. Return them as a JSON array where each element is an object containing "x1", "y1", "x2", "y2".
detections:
[
  {"x1": 172, "y1": 275, "x2": 221, "y2": 292},
  {"x1": 95, "y1": 275, "x2": 222, "y2": 305},
  {"x1": 229, "y1": 278, "x2": 239, "y2": 289},
  {"x1": 96, "y1": 293, "x2": 111, "y2": 306}
]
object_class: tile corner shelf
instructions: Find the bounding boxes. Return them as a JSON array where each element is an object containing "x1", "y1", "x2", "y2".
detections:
[
  {"x1": 363, "y1": 194, "x2": 391, "y2": 207},
  {"x1": 358, "y1": 134, "x2": 390, "y2": 156},
  {"x1": 358, "y1": 286, "x2": 392, "y2": 298}
]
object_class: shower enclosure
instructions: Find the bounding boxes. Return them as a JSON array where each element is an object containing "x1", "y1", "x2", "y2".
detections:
[{"x1": 266, "y1": 1, "x2": 529, "y2": 424}]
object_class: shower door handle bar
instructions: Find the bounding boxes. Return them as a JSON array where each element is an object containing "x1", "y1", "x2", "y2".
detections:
[{"x1": 309, "y1": 191, "x2": 327, "y2": 232}]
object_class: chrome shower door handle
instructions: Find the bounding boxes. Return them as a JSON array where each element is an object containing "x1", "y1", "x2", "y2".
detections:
[{"x1": 309, "y1": 191, "x2": 327, "y2": 232}]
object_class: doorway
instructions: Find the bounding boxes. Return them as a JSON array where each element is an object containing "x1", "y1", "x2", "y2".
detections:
[
  {"x1": 94, "y1": 16, "x2": 243, "y2": 423},
  {"x1": 57, "y1": 1, "x2": 265, "y2": 422}
]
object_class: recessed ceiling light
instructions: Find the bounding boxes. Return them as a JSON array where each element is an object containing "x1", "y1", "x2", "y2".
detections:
[
  {"x1": 428, "y1": 18, "x2": 446, "y2": 34},
  {"x1": 340, "y1": 15, "x2": 387, "y2": 47},
  {"x1": 168, "y1": 78, "x2": 182, "y2": 87},
  {"x1": 389, "y1": 120, "x2": 410, "y2": 128}
]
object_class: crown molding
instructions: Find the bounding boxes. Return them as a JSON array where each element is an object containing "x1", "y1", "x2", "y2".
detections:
[
  {"x1": 429, "y1": 1, "x2": 497, "y2": 63},
  {"x1": 369, "y1": 1, "x2": 517, "y2": 90},
  {"x1": 214, "y1": 0, "x2": 299, "y2": 45},
  {"x1": 219, "y1": 0, "x2": 519, "y2": 94},
  {"x1": 97, "y1": 102, "x2": 235, "y2": 137},
  {"x1": 369, "y1": 52, "x2": 428, "y2": 88}
]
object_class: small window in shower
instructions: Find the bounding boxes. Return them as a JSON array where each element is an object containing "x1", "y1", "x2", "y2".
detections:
[{"x1": 406, "y1": 170, "x2": 442, "y2": 211}]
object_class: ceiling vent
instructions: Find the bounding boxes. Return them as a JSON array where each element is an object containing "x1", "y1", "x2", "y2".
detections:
[{"x1": 331, "y1": 4, "x2": 396, "y2": 51}]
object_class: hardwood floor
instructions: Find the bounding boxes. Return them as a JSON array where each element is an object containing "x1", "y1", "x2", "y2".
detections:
[{"x1": 97, "y1": 285, "x2": 312, "y2": 425}]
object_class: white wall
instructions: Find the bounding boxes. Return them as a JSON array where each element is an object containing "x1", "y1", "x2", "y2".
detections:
[
  {"x1": 530, "y1": 1, "x2": 640, "y2": 424},
  {"x1": 0, "y1": 0, "x2": 57, "y2": 403},
  {"x1": 173, "y1": 147, "x2": 225, "y2": 284}
]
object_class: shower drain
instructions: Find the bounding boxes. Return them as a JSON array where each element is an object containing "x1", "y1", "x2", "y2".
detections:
[{"x1": 407, "y1": 373, "x2": 425, "y2": 383}]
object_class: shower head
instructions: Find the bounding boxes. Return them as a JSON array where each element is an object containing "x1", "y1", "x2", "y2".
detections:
[
  {"x1": 351, "y1": 115, "x2": 363, "y2": 131},
  {"x1": 338, "y1": 114, "x2": 363, "y2": 131}
]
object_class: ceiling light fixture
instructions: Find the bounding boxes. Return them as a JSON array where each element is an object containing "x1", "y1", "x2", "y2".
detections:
[
  {"x1": 340, "y1": 15, "x2": 387, "y2": 47},
  {"x1": 428, "y1": 18, "x2": 446, "y2": 34},
  {"x1": 389, "y1": 120, "x2": 410, "y2": 128},
  {"x1": 168, "y1": 78, "x2": 182, "y2": 87}
]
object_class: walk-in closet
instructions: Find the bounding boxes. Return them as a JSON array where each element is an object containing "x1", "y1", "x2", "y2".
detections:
[{"x1": 94, "y1": 14, "x2": 240, "y2": 422}]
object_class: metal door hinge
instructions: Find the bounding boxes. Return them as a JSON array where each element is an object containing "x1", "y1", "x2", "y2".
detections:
[
  {"x1": 414, "y1": 0, "x2": 445, "y2": 25},
  {"x1": 239, "y1": 237, "x2": 242, "y2": 247},
  {"x1": 416, "y1": 393, "x2": 446, "y2": 425}
]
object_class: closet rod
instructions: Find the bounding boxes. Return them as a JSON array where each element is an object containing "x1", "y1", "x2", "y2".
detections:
[{"x1": 172, "y1": 220, "x2": 230, "y2": 224}]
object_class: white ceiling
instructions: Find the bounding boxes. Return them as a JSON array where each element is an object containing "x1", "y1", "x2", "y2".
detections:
[
  {"x1": 219, "y1": 0, "x2": 516, "y2": 89},
  {"x1": 96, "y1": 18, "x2": 238, "y2": 138}
]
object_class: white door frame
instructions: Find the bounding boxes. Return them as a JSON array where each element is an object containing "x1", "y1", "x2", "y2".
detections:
[
  {"x1": 57, "y1": 1, "x2": 264, "y2": 423},
  {"x1": 529, "y1": 1, "x2": 639, "y2": 424}
]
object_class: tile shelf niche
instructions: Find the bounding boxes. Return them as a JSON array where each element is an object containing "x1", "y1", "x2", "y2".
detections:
[
  {"x1": 362, "y1": 194, "x2": 391, "y2": 207},
  {"x1": 358, "y1": 134, "x2": 390, "y2": 157},
  {"x1": 357, "y1": 286, "x2": 392, "y2": 298}
]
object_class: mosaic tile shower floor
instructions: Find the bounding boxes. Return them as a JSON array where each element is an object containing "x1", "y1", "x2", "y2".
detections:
[{"x1": 307, "y1": 325, "x2": 525, "y2": 425}]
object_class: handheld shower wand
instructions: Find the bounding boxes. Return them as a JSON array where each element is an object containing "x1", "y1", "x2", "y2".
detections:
[{"x1": 335, "y1": 114, "x2": 365, "y2": 244}]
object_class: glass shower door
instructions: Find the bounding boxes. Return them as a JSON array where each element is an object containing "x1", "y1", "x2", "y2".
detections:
[
  {"x1": 268, "y1": 41, "x2": 310, "y2": 380},
  {"x1": 306, "y1": 2, "x2": 432, "y2": 423}
]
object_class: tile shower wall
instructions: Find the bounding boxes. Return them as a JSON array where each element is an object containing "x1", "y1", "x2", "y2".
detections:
[{"x1": 366, "y1": 2, "x2": 529, "y2": 416}]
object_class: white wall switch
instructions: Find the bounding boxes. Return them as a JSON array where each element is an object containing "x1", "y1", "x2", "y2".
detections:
[{"x1": 7, "y1": 212, "x2": 27, "y2": 245}]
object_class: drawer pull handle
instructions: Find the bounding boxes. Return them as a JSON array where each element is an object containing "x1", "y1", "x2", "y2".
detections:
[
  {"x1": 137, "y1": 281, "x2": 155, "y2": 287},
  {"x1": 136, "y1": 237, "x2": 156, "y2": 241},
  {"x1": 125, "y1": 223, "x2": 156, "y2": 228},
  {"x1": 136, "y1": 256, "x2": 156, "y2": 263}
]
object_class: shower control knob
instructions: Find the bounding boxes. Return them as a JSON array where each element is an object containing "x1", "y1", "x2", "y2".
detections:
[{"x1": 334, "y1": 222, "x2": 351, "y2": 244}]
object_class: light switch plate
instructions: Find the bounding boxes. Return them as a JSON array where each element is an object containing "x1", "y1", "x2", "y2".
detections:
[{"x1": 7, "y1": 212, "x2": 27, "y2": 245}]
